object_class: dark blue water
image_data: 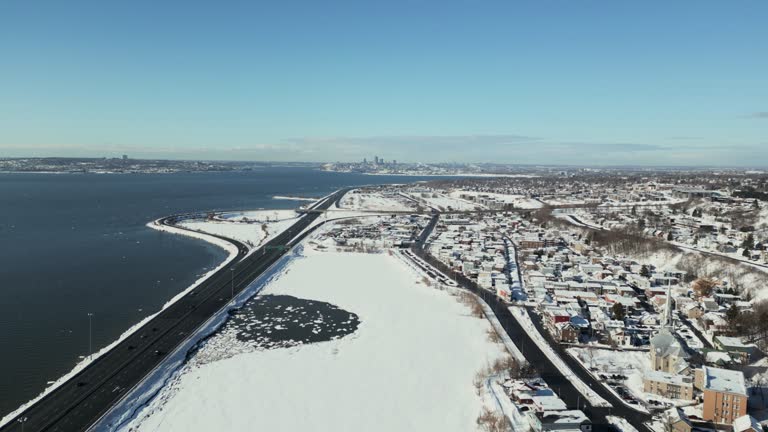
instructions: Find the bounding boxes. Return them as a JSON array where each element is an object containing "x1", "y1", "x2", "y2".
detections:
[{"x1": 0, "y1": 167, "x2": 439, "y2": 417}]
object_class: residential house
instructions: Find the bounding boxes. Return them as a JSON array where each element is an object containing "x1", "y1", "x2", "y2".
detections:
[
  {"x1": 665, "y1": 407, "x2": 693, "y2": 432},
  {"x1": 553, "y1": 322, "x2": 580, "y2": 343},
  {"x1": 733, "y1": 415, "x2": 762, "y2": 432},
  {"x1": 714, "y1": 336, "x2": 757, "y2": 363},
  {"x1": 528, "y1": 410, "x2": 592, "y2": 432},
  {"x1": 684, "y1": 304, "x2": 704, "y2": 320}
]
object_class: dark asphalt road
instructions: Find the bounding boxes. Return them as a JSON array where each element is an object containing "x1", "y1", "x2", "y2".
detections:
[
  {"x1": 413, "y1": 214, "x2": 654, "y2": 432},
  {"x1": 1, "y1": 189, "x2": 348, "y2": 432}
]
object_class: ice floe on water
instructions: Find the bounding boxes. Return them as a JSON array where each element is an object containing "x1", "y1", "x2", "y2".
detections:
[{"x1": 194, "y1": 294, "x2": 360, "y2": 365}]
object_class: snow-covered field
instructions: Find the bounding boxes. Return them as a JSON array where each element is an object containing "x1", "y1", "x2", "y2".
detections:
[
  {"x1": 123, "y1": 248, "x2": 507, "y2": 432},
  {"x1": 405, "y1": 192, "x2": 480, "y2": 211},
  {"x1": 447, "y1": 190, "x2": 543, "y2": 209},
  {"x1": 339, "y1": 190, "x2": 416, "y2": 212},
  {"x1": 220, "y1": 209, "x2": 299, "y2": 222},
  {"x1": 179, "y1": 210, "x2": 299, "y2": 252}
]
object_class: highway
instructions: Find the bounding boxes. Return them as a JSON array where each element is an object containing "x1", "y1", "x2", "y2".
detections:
[{"x1": 1, "y1": 189, "x2": 349, "y2": 432}]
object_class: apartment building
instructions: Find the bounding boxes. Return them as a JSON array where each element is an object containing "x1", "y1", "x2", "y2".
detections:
[
  {"x1": 644, "y1": 371, "x2": 694, "y2": 400},
  {"x1": 694, "y1": 366, "x2": 748, "y2": 425}
]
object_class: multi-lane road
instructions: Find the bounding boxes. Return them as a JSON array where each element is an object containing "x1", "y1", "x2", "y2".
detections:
[{"x1": 1, "y1": 189, "x2": 348, "y2": 432}]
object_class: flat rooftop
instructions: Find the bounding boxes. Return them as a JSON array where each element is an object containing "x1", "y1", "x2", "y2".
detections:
[{"x1": 702, "y1": 366, "x2": 747, "y2": 396}]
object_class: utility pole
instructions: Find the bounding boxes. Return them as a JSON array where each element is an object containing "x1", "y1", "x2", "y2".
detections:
[{"x1": 87, "y1": 313, "x2": 94, "y2": 360}]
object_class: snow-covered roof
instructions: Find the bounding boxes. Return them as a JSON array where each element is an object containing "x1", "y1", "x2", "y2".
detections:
[
  {"x1": 705, "y1": 351, "x2": 732, "y2": 364},
  {"x1": 570, "y1": 316, "x2": 590, "y2": 328},
  {"x1": 541, "y1": 410, "x2": 590, "y2": 425},
  {"x1": 733, "y1": 415, "x2": 762, "y2": 432},
  {"x1": 701, "y1": 366, "x2": 747, "y2": 396},
  {"x1": 651, "y1": 328, "x2": 689, "y2": 359},
  {"x1": 715, "y1": 336, "x2": 756, "y2": 349},
  {"x1": 533, "y1": 394, "x2": 568, "y2": 411},
  {"x1": 606, "y1": 294, "x2": 637, "y2": 308},
  {"x1": 645, "y1": 370, "x2": 692, "y2": 386}
]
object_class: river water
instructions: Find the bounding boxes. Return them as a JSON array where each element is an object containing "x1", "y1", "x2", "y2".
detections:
[{"x1": 0, "y1": 167, "x2": 437, "y2": 417}]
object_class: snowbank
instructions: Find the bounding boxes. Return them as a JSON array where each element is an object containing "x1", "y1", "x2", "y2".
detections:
[
  {"x1": 487, "y1": 376, "x2": 531, "y2": 431},
  {"x1": 607, "y1": 415, "x2": 640, "y2": 432},
  {"x1": 480, "y1": 299, "x2": 526, "y2": 364}
]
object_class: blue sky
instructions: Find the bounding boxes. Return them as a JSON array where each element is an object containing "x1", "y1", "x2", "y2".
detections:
[{"x1": 1, "y1": 1, "x2": 766, "y2": 166}]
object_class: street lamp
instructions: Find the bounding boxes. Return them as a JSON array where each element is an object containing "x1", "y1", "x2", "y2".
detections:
[
  {"x1": 230, "y1": 267, "x2": 235, "y2": 301},
  {"x1": 17, "y1": 417, "x2": 27, "y2": 432},
  {"x1": 87, "y1": 313, "x2": 94, "y2": 360}
]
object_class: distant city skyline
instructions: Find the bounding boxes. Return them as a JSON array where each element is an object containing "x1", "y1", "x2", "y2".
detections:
[{"x1": 1, "y1": 1, "x2": 766, "y2": 166}]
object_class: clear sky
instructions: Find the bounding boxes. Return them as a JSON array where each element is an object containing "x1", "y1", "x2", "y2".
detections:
[{"x1": 1, "y1": 1, "x2": 766, "y2": 166}]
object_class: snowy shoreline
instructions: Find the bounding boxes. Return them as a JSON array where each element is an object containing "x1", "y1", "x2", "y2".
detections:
[
  {"x1": 363, "y1": 171, "x2": 538, "y2": 178},
  {"x1": 0, "y1": 218, "x2": 240, "y2": 428},
  {"x1": 94, "y1": 242, "x2": 302, "y2": 431},
  {"x1": 272, "y1": 195, "x2": 317, "y2": 202}
]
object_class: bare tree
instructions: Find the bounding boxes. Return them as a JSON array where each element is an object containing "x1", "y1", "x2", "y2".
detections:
[
  {"x1": 473, "y1": 369, "x2": 486, "y2": 396},
  {"x1": 692, "y1": 278, "x2": 716, "y2": 298},
  {"x1": 476, "y1": 407, "x2": 509, "y2": 432},
  {"x1": 486, "y1": 327, "x2": 503, "y2": 344},
  {"x1": 457, "y1": 292, "x2": 485, "y2": 318}
]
